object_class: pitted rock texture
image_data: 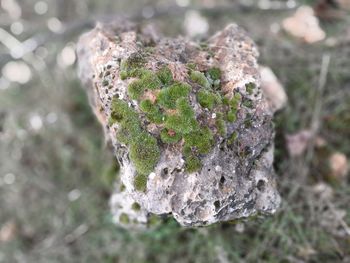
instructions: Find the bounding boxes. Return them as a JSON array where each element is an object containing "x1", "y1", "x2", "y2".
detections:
[{"x1": 77, "y1": 20, "x2": 281, "y2": 227}]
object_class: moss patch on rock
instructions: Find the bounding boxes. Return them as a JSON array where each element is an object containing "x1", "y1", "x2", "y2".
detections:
[
  {"x1": 245, "y1": 82, "x2": 255, "y2": 95},
  {"x1": 110, "y1": 98, "x2": 160, "y2": 181},
  {"x1": 216, "y1": 113, "x2": 227, "y2": 137},
  {"x1": 184, "y1": 154, "x2": 202, "y2": 173},
  {"x1": 128, "y1": 71, "x2": 161, "y2": 100},
  {"x1": 139, "y1": 100, "x2": 164, "y2": 124},
  {"x1": 119, "y1": 213, "x2": 130, "y2": 224},
  {"x1": 134, "y1": 173, "x2": 148, "y2": 192},
  {"x1": 197, "y1": 89, "x2": 219, "y2": 110},
  {"x1": 207, "y1": 67, "x2": 221, "y2": 81},
  {"x1": 156, "y1": 66, "x2": 173, "y2": 85},
  {"x1": 130, "y1": 132, "x2": 160, "y2": 176},
  {"x1": 164, "y1": 98, "x2": 198, "y2": 134},
  {"x1": 228, "y1": 131, "x2": 239, "y2": 145},
  {"x1": 184, "y1": 127, "x2": 214, "y2": 155},
  {"x1": 118, "y1": 57, "x2": 245, "y2": 173},
  {"x1": 160, "y1": 128, "x2": 182, "y2": 144},
  {"x1": 131, "y1": 202, "x2": 141, "y2": 211},
  {"x1": 190, "y1": 70, "x2": 211, "y2": 89},
  {"x1": 119, "y1": 53, "x2": 147, "y2": 80},
  {"x1": 157, "y1": 82, "x2": 191, "y2": 109}
]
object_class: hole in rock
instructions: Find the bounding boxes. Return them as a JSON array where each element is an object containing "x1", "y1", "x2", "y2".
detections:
[{"x1": 257, "y1": 180, "x2": 266, "y2": 192}]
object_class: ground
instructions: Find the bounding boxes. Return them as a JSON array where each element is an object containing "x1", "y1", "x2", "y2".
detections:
[{"x1": 0, "y1": 0, "x2": 349, "y2": 262}]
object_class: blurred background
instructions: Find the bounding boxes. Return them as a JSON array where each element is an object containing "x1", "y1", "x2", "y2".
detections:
[{"x1": 0, "y1": 0, "x2": 349, "y2": 262}]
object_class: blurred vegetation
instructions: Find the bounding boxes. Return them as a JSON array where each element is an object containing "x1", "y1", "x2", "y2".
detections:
[{"x1": 0, "y1": 0, "x2": 349, "y2": 262}]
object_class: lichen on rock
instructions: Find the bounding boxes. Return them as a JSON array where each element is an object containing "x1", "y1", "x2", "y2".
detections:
[{"x1": 77, "y1": 20, "x2": 281, "y2": 228}]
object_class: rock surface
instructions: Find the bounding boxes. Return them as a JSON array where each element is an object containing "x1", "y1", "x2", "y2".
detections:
[{"x1": 77, "y1": 20, "x2": 281, "y2": 227}]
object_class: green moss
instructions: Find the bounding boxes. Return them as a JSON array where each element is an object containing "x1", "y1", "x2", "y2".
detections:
[
  {"x1": 115, "y1": 63, "x2": 227, "y2": 175},
  {"x1": 116, "y1": 124, "x2": 139, "y2": 145},
  {"x1": 216, "y1": 113, "x2": 226, "y2": 137},
  {"x1": 148, "y1": 214, "x2": 162, "y2": 226},
  {"x1": 199, "y1": 42, "x2": 209, "y2": 50},
  {"x1": 182, "y1": 144, "x2": 192, "y2": 156},
  {"x1": 120, "y1": 71, "x2": 128, "y2": 80},
  {"x1": 141, "y1": 71, "x2": 162, "y2": 90},
  {"x1": 245, "y1": 82, "x2": 255, "y2": 95},
  {"x1": 190, "y1": 71, "x2": 211, "y2": 89},
  {"x1": 185, "y1": 154, "x2": 202, "y2": 173},
  {"x1": 140, "y1": 99, "x2": 164, "y2": 124},
  {"x1": 227, "y1": 110, "x2": 237, "y2": 122},
  {"x1": 110, "y1": 99, "x2": 138, "y2": 124},
  {"x1": 228, "y1": 131, "x2": 238, "y2": 145},
  {"x1": 175, "y1": 98, "x2": 192, "y2": 116},
  {"x1": 197, "y1": 89, "x2": 218, "y2": 110},
  {"x1": 131, "y1": 202, "x2": 141, "y2": 211},
  {"x1": 164, "y1": 98, "x2": 198, "y2": 134},
  {"x1": 242, "y1": 98, "x2": 253, "y2": 108},
  {"x1": 114, "y1": 36, "x2": 121, "y2": 43},
  {"x1": 244, "y1": 118, "x2": 252, "y2": 128},
  {"x1": 110, "y1": 99, "x2": 141, "y2": 144},
  {"x1": 139, "y1": 99, "x2": 153, "y2": 112},
  {"x1": 184, "y1": 127, "x2": 213, "y2": 154},
  {"x1": 157, "y1": 82, "x2": 191, "y2": 109},
  {"x1": 128, "y1": 79, "x2": 145, "y2": 100},
  {"x1": 156, "y1": 66, "x2": 173, "y2": 85},
  {"x1": 134, "y1": 173, "x2": 148, "y2": 192},
  {"x1": 110, "y1": 98, "x2": 160, "y2": 176},
  {"x1": 228, "y1": 92, "x2": 242, "y2": 116},
  {"x1": 147, "y1": 109, "x2": 164, "y2": 124},
  {"x1": 165, "y1": 115, "x2": 197, "y2": 134},
  {"x1": 129, "y1": 68, "x2": 150, "y2": 79},
  {"x1": 119, "y1": 213, "x2": 130, "y2": 224},
  {"x1": 186, "y1": 63, "x2": 197, "y2": 71},
  {"x1": 230, "y1": 98, "x2": 240, "y2": 109},
  {"x1": 207, "y1": 67, "x2": 221, "y2": 81},
  {"x1": 133, "y1": 69, "x2": 147, "y2": 78},
  {"x1": 128, "y1": 71, "x2": 161, "y2": 100},
  {"x1": 130, "y1": 132, "x2": 160, "y2": 176},
  {"x1": 120, "y1": 56, "x2": 172, "y2": 90},
  {"x1": 160, "y1": 128, "x2": 182, "y2": 143},
  {"x1": 120, "y1": 55, "x2": 161, "y2": 100},
  {"x1": 144, "y1": 46, "x2": 155, "y2": 54},
  {"x1": 164, "y1": 116, "x2": 186, "y2": 133},
  {"x1": 120, "y1": 53, "x2": 146, "y2": 72},
  {"x1": 120, "y1": 184, "x2": 126, "y2": 192},
  {"x1": 222, "y1": 96, "x2": 230, "y2": 105},
  {"x1": 102, "y1": 80, "x2": 109, "y2": 86},
  {"x1": 212, "y1": 80, "x2": 221, "y2": 89},
  {"x1": 234, "y1": 92, "x2": 242, "y2": 100}
]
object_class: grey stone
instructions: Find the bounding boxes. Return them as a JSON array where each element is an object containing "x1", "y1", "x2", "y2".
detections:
[{"x1": 77, "y1": 20, "x2": 281, "y2": 227}]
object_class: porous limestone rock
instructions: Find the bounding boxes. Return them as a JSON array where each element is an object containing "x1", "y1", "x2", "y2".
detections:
[{"x1": 77, "y1": 20, "x2": 281, "y2": 227}]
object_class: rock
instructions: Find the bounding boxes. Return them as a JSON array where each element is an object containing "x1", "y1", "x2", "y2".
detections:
[
  {"x1": 259, "y1": 66, "x2": 287, "y2": 112},
  {"x1": 0, "y1": 220, "x2": 17, "y2": 242},
  {"x1": 329, "y1": 152, "x2": 349, "y2": 180},
  {"x1": 184, "y1": 10, "x2": 209, "y2": 37},
  {"x1": 77, "y1": 20, "x2": 281, "y2": 227},
  {"x1": 282, "y1": 6, "x2": 326, "y2": 43}
]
